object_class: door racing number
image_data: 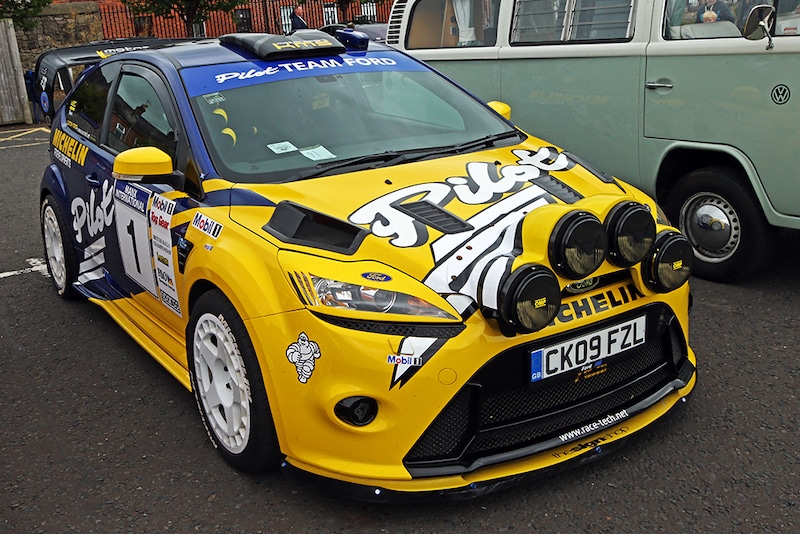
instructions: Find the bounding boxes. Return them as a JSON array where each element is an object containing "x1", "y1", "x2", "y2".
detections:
[{"x1": 113, "y1": 181, "x2": 182, "y2": 316}]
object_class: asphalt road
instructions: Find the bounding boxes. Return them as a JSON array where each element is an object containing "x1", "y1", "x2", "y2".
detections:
[{"x1": 1, "y1": 125, "x2": 798, "y2": 532}]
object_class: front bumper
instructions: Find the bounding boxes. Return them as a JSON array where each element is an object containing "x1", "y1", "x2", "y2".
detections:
[{"x1": 248, "y1": 285, "x2": 696, "y2": 498}]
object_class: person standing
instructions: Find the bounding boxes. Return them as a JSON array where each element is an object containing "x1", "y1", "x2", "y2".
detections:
[
  {"x1": 696, "y1": 0, "x2": 736, "y2": 23},
  {"x1": 291, "y1": 5, "x2": 309, "y2": 32}
]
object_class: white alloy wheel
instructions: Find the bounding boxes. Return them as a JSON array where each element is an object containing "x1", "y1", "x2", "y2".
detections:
[
  {"x1": 40, "y1": 195, "x2": 78, "y2": 298},
  {"x1": 192, "y1": 311, "x2": 252, "y2": 454},
  {"x1": 42, "y1": 204, "x2": 67, "y2": 290}
]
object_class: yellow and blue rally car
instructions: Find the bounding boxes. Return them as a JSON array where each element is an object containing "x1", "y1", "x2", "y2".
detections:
[{"x1": 39, "y1": 30, "x2": 696, "y2": 500}]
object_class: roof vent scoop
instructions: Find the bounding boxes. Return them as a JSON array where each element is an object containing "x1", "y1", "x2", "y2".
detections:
[{"x1": 219, "y1": 31, "x2": 346, "y2": 60}]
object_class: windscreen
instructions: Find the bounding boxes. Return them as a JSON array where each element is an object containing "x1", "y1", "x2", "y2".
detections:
[{"x1": 184, "y1": 51, "x2": 515, "y2": 183}]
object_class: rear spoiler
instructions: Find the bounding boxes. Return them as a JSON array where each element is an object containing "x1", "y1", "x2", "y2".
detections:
[{"x1": 33, "y1": 38, "x2": 191, "y2": 124}]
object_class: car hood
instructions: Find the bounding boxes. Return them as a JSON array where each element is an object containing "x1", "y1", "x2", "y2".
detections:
[{"x1": 229, "y1": 139, "x2": 643, "y2": 284}]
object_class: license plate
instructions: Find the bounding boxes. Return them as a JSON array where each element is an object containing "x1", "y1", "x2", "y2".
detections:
[{"x1": 530, "y1": 315, "x2": 646, "y2": 383}]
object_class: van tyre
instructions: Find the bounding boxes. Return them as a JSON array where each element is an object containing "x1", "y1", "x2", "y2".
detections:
[
  {"x1": 665, "y1": 167, "x2": 775, "y2": 283},
  {"x1": 188, "y1": 289, "x2": 281, "y2": 472},
  {"x1": 40, "y1": 194, "x2": 79, "y2": 298}
]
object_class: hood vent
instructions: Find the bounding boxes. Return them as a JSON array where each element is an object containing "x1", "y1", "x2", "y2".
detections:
[
  {"x1": 532, "y1": 175, "x2": 583, "y2": 204},
  {"x1": 264, "y1": 201, "x2": 367, "y2": 255},
  {"x1": 395, "y1": 200, "x2": 474, "y2": 234}
]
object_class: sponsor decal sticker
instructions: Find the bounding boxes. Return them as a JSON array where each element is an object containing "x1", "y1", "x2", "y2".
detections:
[
  {"x1": 52, "y1": 129, "x2": 89, "y2": 168},
  {"x1": 286, "y1": 332, "x2": 321, "y2": 383},
  {"x1": 150, "y1": 194, "x2": 182, "y2": 316},
  {"x1": 71, "y1": 180, "x2": 114, "y2": 244},
  {"x1": 551, "y1": 425, "x2": 630, "y2": 459},
  {"x1": 191, "y1": 212, "x2": 224, "y2": 239}
]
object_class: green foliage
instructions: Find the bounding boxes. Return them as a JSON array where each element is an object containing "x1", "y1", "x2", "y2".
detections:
[
  {"x1": 0, "y1": 0, "x2": 53, "y2": 30},
  {"x1": 121, "y1": 0, "x2": 242, "y2": 36}
]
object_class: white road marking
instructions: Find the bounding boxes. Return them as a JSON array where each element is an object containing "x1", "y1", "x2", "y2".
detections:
[{"x1": 0, "y1": 258, "x2": 50, "y2": 279}]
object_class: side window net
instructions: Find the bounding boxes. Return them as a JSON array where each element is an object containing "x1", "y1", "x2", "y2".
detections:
[{"x1": 511, "y1": 0, "x2": 635, "y2": 44}]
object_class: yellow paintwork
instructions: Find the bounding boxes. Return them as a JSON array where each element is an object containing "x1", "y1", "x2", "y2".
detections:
[{"x1": 94, "y1": 134, "x2": 696, "y2": 495}]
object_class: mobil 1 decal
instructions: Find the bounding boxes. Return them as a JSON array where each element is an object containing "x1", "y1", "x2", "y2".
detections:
[{"x1": 113, "y1": 181, "x2": 182, "y2": 316}]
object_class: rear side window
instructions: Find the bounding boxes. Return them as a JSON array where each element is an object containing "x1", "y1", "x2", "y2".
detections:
[
  {"x1": 64, "y1": 64, "x2": 117, "y2": 143},
  {"x1": 511, "y1": 0, "x2": 635, "y2": 44}
]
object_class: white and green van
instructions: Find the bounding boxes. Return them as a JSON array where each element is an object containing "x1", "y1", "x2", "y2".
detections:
[{"x1": 387, "y1": 0, "x2": 798, "y2": 282}]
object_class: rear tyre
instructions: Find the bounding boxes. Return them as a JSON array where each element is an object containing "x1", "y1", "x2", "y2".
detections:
[
  {"x1": 187, "y1": 289, "x2": 281, "y2": 472},
  {"x1": 664, "y1": 167, "x2": 775, "y2": 283},
  {"x1": 40, "y1": 194, "x2": 79, "y2": 298}
]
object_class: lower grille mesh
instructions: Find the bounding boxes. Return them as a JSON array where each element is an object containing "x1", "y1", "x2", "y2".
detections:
[{"x1": 404, "y1": 304, "x2": 689, "y2": 472}]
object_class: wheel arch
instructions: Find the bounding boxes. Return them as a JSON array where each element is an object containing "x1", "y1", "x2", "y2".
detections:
[
  {"x1": 654, "y1": 145, "x2": 756, "y2": 207},
  {"x1": 181, "y1": 238, "x2": 301, "y2": 323},
  {"x1": 39, "y1": 163, "x2": 69, "y2": 205}
]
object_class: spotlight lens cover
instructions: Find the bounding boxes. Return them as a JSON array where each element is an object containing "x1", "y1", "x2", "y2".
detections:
[
  {"x1": 645, "y1": 231, "x2": 693, "y2": 292},
  {"x1": 550, "y1": 212, "x2": 608, "y2": 279},
  {"x1": 607, "y1": 202, "x2": 656, "y2": 267},
  {"x1": 499, "y1": 265, "x2": 562, "y2": 333}
]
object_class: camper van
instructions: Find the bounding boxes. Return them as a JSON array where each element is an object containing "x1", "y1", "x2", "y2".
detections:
[{"x1": 387, "y1": 0, "x2": 799, "y2": 282}]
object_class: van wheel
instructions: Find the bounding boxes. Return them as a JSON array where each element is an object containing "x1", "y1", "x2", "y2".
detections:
[
  {"x1": 187, "y1": 289, "x2": 282, "y2": 472},
  {"x1": 664, "y1": 167, "x2": 775, "y2": 283}
]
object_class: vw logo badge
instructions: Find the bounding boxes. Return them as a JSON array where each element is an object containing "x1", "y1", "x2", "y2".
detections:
[{"x1": 771, "y1": 84, "x2": 791, "y2": 105}]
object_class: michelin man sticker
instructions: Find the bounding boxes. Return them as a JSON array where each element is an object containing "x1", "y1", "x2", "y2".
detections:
[{"x1": 286, "y1": 332, "x2": 321, "y2": 383}]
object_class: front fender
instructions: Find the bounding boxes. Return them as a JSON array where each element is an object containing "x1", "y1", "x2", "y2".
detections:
[{"x1": 180, "y1": 218, "x2": 303, "y2": 322}]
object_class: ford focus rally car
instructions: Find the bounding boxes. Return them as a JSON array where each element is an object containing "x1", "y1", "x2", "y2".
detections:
[{"x1": 39, "y1": 29, "x2": 696, "y2": 500}]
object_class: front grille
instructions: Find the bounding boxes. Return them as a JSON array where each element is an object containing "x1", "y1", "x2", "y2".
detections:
[
  {"x1": 404, "y1": 303, "x2": 691, "y2": 474},
  {"x1": 312, "y1": 312, "x2": 466, "y2": 338}
]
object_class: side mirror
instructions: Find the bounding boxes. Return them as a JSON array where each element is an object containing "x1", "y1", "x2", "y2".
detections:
[
  {"x1": 487, "y1": 100, "x2": 512, "y2": 120},
  {"x1": 743, "y1": 5, "x2": 776, "y2": 46},
  {"x1": 112, "y1": 146, "x2": 185, "y2": 190}
]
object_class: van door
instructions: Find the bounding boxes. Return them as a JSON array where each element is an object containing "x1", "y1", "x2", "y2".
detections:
[
  {"x1": 643, "y1": 2, "x2": 800, "y2": 218},
  {"x1": 396, "y1": 0, "x2": 653, "y2": 188}
]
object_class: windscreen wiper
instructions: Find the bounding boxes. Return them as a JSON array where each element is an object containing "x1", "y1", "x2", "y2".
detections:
[
  {"x1": 288, "y1": 151, "x2": 402, "y2": 182},
  {"x1": 373, "y1": 130, "x2": 523, "y2": 168},
  {"x1": 287, "y1": 130, "x2": 523, "y2": 181}
]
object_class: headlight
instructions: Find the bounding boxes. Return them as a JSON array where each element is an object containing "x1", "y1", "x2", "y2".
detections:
[
  {"x1": 606, "y1": 201, "x2": 656, "y2": 267},
  {"x1": 300, "y1": 274, "x2": 455, "y2": 319},
  {"x1": 498, "y1": 264, "x2": 562, "y2": 334},
  {"x1": 643, "y1": 231, "x2": 693, "y2": 292},
  {"x1": 549, "y1": 211, "x2": 608, "y2": 279}
]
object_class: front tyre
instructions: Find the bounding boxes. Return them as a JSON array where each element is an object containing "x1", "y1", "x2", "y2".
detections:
[
  {"x1": 664, "y1": 167, "x2": 775, "y2": 283},
  {"x1": 40, "y1": 194, "x2": 79, "y2": 298},
  {"x1": 188, "y1": 290, "x2": 281, "y2": 472}
]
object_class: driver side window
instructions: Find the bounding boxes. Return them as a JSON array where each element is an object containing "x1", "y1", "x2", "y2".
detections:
[{"x1": 107, "y1": 72, "x2": 177, "y2": 162}]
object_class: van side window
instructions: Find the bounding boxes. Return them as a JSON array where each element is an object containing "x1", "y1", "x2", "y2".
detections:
[
  {"x1": 776, "y1": 0, "x2": 800, "y2": 35},
  {"x1": 407, "y1": 0, "x2": 501, "y2": 48},
  {"x1": 511, "y1": 0, "x2": 635, "y2": 44},
  {"x1": 666, "y1": 0, "x2": 795, "y2": 40}
]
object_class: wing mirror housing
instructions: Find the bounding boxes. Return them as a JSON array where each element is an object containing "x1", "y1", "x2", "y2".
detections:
[
  {"x1": 743, "y1": 5, "x2": 776, "y2": 50},
  {"x1": 112, "y1": 146, "x2": 185, "y2": 190},
  {"x1": 487, "y1": 101, "x2": 512, "y2": 120}
]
